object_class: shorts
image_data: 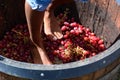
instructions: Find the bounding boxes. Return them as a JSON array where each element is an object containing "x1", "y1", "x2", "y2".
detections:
[
  {"x1": 26, "y1": 0, "x2": 51, "y2": 11},
  {"x1": 74, "y1": 0, "x2": 88, "y2": 3}
]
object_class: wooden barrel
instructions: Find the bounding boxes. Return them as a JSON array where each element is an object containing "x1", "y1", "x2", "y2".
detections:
[{"x1": 0, "y1": 0, "x2": 120, "y2": 80}]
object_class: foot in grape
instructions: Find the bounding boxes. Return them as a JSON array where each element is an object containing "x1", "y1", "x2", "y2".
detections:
[{"x1": 44, "y1": 10, "x2": 63, "y2": 40}]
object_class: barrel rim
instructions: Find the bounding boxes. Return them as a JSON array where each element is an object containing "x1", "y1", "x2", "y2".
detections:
[{"x1": 0, "y1": 39, "x2": 120, "y2": 80}]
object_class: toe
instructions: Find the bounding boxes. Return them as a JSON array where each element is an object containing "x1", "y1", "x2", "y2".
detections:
[
  {"x1": 54, "y1": 32, "x2": 63, "y2": 39},
  {"x1": 46, "y1": 34, "x2": 57, "y2": 41}
]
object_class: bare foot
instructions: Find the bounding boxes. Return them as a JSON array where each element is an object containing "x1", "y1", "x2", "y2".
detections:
[
  {"x1": 31, "y1": 46, "x2": 42, "y2": 64},
  {"x1": 44, "y1": 10, "x2": 63, "y2": 40},
  {"x1": 36, "y1": 37, "x2": 52, "y2": 65},
  {"x1": 30, "y1": 40, "x2": 52, "y2": 65},
  {"x1": 37, "y1": 47, "x2": 52, "y2": 65}
]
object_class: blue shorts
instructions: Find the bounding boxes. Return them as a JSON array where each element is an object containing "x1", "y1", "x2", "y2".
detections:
[
  {"x1": 74, "y1": 0, "x2": 88, "y2": 3},
  {"x1": 26, "y1": 0, "x2": 51, "y2": 11},
  {"x1": 26, "y1": 0, "x2": 89, "y2": 11}
]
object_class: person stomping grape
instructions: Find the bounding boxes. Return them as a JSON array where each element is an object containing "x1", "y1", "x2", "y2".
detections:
[
  {"x1": 25, "y1": 0, "x2": 56, "y2": 65},
  {"x1": 25, "y1": 0, "x2": 88, "y2": 65}
]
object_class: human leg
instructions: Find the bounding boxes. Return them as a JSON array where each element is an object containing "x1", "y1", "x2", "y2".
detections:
[
  {"x1": 25, "y1": 1, "x2": 52, "y2": 65},
  {"x1": 43, "y1": 0, "x2": 75, "y2": 40}
]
